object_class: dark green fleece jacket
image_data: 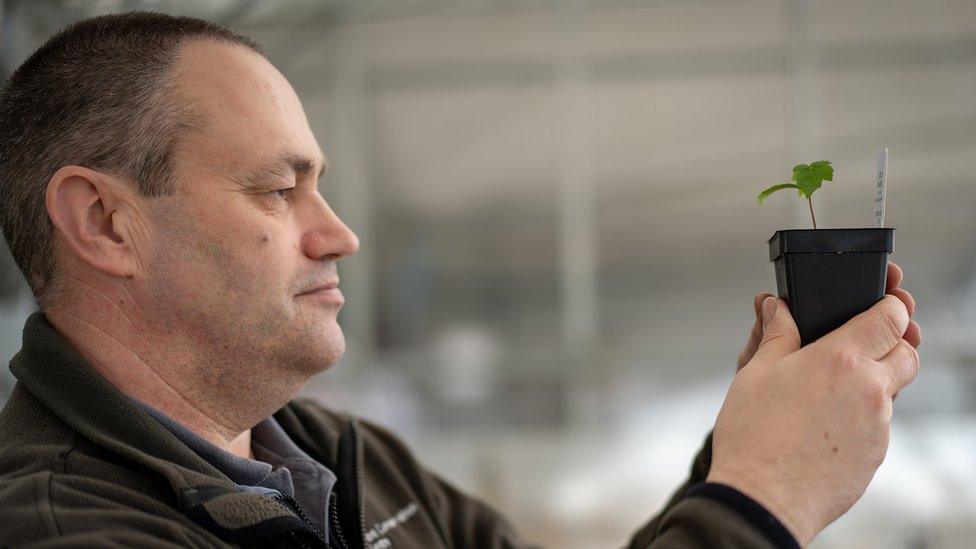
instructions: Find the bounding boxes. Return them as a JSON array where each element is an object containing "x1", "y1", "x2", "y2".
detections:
[{"x1": 0, "y1": 312, "x2": 798, "y2": 548}]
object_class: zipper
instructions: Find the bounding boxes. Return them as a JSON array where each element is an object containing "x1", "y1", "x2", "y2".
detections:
[
  {"x1": 334, "y1": 421, "x2": 366, "y2": 548},
  {"x1": 329, "y1": 421, "x2": 365, "y2": 549},
  {"x1": 354, "y1": 421, "x2": 367, "y2": 544},
  {"x1": 275, "y1": 492, "x2": 329, "y2": 548},
  {"x1": 329, "y1": 489, "x2": 350, "y2": 549}
]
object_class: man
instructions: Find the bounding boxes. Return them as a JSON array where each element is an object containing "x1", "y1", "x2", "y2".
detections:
[{"x1": 0, "y1": 12, "x2": 921, "y2": 548}]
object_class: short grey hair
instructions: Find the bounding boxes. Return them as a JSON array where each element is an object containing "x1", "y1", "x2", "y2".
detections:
[{"x1": 0, "y1": 11, "x2": 263, "y2": 309}]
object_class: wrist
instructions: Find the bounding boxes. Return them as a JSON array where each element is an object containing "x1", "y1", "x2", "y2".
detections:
[{"x1": 706, "y1": 468, "x2": 814, "y2": 546}]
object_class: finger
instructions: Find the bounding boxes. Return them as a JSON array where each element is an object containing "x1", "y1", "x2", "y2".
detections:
[
  {"x1": 887, "y1": 287, "x2": 916, "y2": 317},
  {"x1": 754, "y1": 292, "x2": 773, "y2": 317},
  {"x1": 903, "y1": 320, "x2": 922, "y2": 349},
  {"x1": 817, "y1": 295, "x2": 909, "y2": 361},
  {"x1": 877, "y1": 338, "x2": 920, "y2": 395},
  {"x1": 748, "y1": 296, "x2": 801, "y2": 367},
  {"x1": 737, "y1": 316, "x2": 762, "y2": 370},
  {"x1": 886, "y1": 262, "x2": 903, "y2": 292},
  {"x1": 738, "y1": 293, "x2": 771, "y2": 370}
]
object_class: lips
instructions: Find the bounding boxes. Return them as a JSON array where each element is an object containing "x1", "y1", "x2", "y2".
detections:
[{"x1": 297, "y1": 281, "x2": 339, "y2": 296}]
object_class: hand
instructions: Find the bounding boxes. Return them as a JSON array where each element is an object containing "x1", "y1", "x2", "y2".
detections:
[
  {"x1": 736, "y1": 261, "x2": 921, "y2": 371},
  {"x1": 708, "y1": 293, "x2": 921, "y2": 546}
]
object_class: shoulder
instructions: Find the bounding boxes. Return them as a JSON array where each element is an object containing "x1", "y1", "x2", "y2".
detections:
[
  {"x1": 0, "y1": 471, "x2": 221, "y2": 547},
  {"x1": 0, "y1": 385, "x2": 217, "y2": 547},
  {"x1": 0, "y1": 471, "x2": 59, "y2": 542},
  {"x1": 0, "y1": 383, "x2": 76, "y2": 480}
]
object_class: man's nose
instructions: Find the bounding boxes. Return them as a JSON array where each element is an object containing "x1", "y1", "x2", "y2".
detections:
[{"x1": 301, "y1": 197, "x2": 360, "y2": 261}]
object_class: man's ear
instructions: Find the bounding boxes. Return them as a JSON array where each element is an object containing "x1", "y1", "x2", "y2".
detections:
[{"x1": 45, "y1": 165, "x2": 147, "y2": 280}]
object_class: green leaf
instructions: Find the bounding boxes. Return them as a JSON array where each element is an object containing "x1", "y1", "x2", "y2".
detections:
[
  {"x1": 791, "y1": 160, "x2": 834, "y2": 199},
  {"x1": 809, "y1": 160, "x2": 834, "y2": 181},
  {"x1": 757, "y1": 183, "x2": 801, "y2": 205}
]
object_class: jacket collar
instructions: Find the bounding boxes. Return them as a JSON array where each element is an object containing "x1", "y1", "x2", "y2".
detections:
[
  {"x1": 9, "y1": 311, "x2": 322, "y2": 542},
  {"x1": 10, "y1": 312, "x2": 230, "y2": 490}
]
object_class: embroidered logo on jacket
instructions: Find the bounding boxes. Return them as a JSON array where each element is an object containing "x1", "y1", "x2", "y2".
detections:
[{"x1": 364, "y1": 502, "x2": 420, "y2": 548}]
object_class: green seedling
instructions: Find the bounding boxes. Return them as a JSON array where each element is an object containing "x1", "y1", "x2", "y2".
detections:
[{"x1": 757, "y1": 160, "x2": 834, "y2": 229}]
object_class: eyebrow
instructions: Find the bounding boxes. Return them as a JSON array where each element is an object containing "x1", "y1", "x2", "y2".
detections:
[{"x1": 237, "y1": 153, "x2": 328, "y2": 188}]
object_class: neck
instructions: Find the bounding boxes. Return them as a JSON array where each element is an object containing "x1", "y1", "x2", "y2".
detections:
[{"x1": 46, "y1": 278, "x2": 301, "y2": 460}]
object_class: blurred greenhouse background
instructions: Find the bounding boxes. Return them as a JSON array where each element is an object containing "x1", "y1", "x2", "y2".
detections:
[{"x1": 2, "y1": 0, "x2": 975, "y2": 546}]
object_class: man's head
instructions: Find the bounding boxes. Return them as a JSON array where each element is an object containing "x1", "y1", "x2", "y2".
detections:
[
  {"x1": 0, "y1": 12, "x2": 254, "y2": 306},
  {"x1": 0, "y1": 13, "x2": 359, "y2": 386}
]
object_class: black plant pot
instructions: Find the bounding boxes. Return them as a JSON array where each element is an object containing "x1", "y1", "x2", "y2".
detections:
[{"x1": 768, "y1": 228, "x2": 895, "y2": 346}]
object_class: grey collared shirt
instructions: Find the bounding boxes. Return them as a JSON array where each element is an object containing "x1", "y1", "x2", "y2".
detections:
[{"x1": 134, "y1": 400, "x2": 337, "y2": 540}]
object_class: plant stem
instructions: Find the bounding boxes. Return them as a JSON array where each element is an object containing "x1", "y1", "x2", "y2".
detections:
[{"x1": 808, "y1": 198, "x2": 818, "y2": 229}]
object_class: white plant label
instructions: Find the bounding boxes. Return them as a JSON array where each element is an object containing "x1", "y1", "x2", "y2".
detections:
[{"x1": 874, "y1": 147, "x2": 888, "y2": 228}]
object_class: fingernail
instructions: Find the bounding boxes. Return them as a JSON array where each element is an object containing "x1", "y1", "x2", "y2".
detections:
[{"x1": 762, "y1": 296, "x2": 777, "y2": 329}]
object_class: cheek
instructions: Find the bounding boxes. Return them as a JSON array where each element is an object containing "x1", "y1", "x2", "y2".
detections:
[
  {"x1": 165, "y1": 229, "x2": 273, "y2": 297},
  {"x1": 227, "y1": 230, "x2": 299, "y2": 295},
  {"x1": 253, "y1": 230, "x2": 296, "y2": 265},
  {"x1": 155, "y1": 199, "x2": 296, "y2": 298},
  {"x1": 223, "y1": 232, "x2": 281, "y2": 282}
]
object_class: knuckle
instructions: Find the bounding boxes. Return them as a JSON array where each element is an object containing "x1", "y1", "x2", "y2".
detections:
[
  {"x1": 829, "y1": 347, "x2": 861, "y2": 375},
  {"x1": 868, "y1": 384, "x2": 889, "y2": 413},
  {"x1": 899, "y1": 340, "x2": 921, "y2": 383},
  {"x1": 878, "y1": 339, "x2": 922, "y2": 394},
  {"x1": 859, "y1": 376, "x2": 890, "y2": 414},
  {"x1": 875, "y1": 297, "x2": 908, "y2": 339},
  {"x1": 872, "y1": 311, "x2": 898, "y2": 341}
]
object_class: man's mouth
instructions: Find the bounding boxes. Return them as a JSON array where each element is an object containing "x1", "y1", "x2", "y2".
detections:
[{"x1": 296, "y1": 281, "x2": 343, "y2": 304}]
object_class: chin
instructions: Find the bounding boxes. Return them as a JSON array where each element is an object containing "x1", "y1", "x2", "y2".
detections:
[
  {"x1": 275, "y1": 317, "x2": 346, "y2": 375},
  {"x1": 284, "y1": 348, "x2": 343, "y2": 378},
  {"x1": 306, "y1": 328, "x2": 346, "y2": 373}
]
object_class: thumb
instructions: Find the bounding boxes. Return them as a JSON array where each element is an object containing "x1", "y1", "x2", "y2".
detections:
[{"x1": 747, "y1": 296, "x2": 801, "y2": 367}]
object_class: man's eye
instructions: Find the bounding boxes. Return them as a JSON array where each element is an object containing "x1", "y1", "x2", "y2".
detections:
[{"x1": 267, "y1": 188, "x2": 295, "y2": 200}]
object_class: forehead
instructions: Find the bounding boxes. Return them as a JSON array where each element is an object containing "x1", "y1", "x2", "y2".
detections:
[{"x1": 171, "y1": 39, "x2": 323, "y2": 179}]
